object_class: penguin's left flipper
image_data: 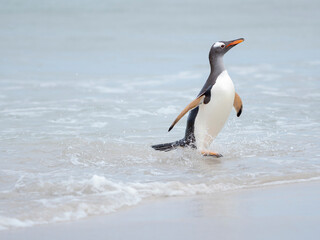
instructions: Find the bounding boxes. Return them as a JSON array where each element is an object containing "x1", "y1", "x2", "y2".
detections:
[
  {"x1": 233, "y1": 92, "x2": 243, "y2": 117},
  {"x1": 168, "y1": 88, "x2": 211, "y2": 132}
]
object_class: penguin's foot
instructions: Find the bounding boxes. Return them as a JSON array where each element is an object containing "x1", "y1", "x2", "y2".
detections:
[{"x1": 201, "y1": 151, "x2": 223, "y2": 158}]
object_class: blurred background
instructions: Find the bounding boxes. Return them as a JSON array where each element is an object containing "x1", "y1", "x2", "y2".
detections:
[
  {"x1": 0, "y1": 0, "x2": 319, "y2": 230},
  {"x1": 1, "y1": 0, "x2": 319, "y2": 78}
]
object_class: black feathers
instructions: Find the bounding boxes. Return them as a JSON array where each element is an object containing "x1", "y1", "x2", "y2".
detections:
[{"x1": 237, "y1": 106, "x2": 242, "y2": 117}]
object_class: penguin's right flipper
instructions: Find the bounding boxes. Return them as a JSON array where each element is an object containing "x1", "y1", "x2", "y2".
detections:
[
  {"x1": 168, "y1": 95, "x2": 204, "y2": 132},
  {"x1": 233, "y1": 92, "x2": 243, "y2": 117},
  {"x1": 168, "y1": 88, "x2": 211, "y2": 132}
]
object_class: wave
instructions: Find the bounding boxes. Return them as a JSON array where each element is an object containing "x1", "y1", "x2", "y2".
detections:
[{"x1": 1, "y1": 174, "x2": 320, "y2": 231}]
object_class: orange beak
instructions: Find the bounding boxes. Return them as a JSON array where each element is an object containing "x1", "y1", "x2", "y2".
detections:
[{"x1": 226, "y1": 38, "x2": 244, "y2": 48}]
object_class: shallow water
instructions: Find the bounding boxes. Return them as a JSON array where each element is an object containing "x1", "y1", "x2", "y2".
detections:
[{"x1": 0, "y1": 0, "x2": 320, "y2": 230}]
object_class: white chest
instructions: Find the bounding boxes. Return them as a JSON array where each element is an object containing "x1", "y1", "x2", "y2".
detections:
[{"x1": 194, "y1": 70, "x2": 235, "y2": 150}]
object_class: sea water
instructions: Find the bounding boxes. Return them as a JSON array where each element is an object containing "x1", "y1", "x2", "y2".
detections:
[{"x1": 0, "y1": 0, "x2": 320, "y2": 230}]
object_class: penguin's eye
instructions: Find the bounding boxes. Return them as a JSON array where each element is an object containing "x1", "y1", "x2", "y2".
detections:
[{"x1": 220, "y1": 44, "x2": 225, "y2": 48}]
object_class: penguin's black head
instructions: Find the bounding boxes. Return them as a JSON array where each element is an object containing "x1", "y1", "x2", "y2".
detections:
[{"x1": 209, "y1": 38, "x2": 244, "y2": 60}]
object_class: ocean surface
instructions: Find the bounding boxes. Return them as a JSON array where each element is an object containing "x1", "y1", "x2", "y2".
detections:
[{"x1": 0, "y1": 0, "x2": 320, "y2": 230}]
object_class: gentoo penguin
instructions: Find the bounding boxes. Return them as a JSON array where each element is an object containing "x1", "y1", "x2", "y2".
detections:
[{"x1": 152, "y1": 38, "x2": 244, "y2": 157}]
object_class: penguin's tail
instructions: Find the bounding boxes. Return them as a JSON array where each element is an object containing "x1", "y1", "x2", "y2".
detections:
[{"x1": 151, "y1": 139, "x2": 188, "y2": 152}]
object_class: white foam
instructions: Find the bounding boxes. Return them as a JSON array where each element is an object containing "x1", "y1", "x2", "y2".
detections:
[
  {"x1": 0, "y1": 217, "x2": 39, "y2": 230},
  {"x1": 0, "y1": 175, "x2": 240, "y2": 231},
  {"x1": 1, "y1": 174, "x2": 320, "y2": 231}
]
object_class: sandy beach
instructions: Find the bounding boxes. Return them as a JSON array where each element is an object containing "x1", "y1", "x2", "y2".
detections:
[{"x1": 1, "y1": 180, "x2": 320, "y2": 240}]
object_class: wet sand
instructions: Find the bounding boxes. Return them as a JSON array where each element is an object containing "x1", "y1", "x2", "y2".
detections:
[{"x1": 1, "y1": 180, "x2": 320, "y2": 240}]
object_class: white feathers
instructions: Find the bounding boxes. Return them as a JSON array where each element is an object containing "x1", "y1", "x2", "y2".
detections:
[
  {"x1": 194, "y1": 71, "x2": 235, "y2": 151},
  {"x1": 213, "y1": 42, "x2": 225, "y2": 48}
]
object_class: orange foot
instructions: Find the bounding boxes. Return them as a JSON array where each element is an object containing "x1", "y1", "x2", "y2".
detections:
[{"x1": 201, "y1": 151, "x2": 223, "y2": 158}]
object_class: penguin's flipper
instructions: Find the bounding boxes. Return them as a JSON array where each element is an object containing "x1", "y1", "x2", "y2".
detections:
[
  {"x1": 233, "y1": 92, "x2": 243, "y2": 117},
  {"x1": 168, "y1": 87, "x2": 212, "y2": 132},
  {"x1": 168, "y1": 95, "x2": 205, "y2": 132}
]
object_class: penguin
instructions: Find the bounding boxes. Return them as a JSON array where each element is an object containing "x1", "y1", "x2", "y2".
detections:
[{"x1": 152, "y1": 38, "x2": 244, "y2": 157}]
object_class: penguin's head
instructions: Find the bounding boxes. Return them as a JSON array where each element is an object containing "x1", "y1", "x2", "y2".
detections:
[{"x1": 209, "y1": 38, "x2": 244, "y2": 59}]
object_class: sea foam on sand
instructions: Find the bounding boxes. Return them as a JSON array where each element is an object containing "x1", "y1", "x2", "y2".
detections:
[
  {"x1": 1, "y1": 181, "x2": 320, "y2": 240},
  {"x1": 1, "y1": 174, "x2": 320, "y2": 231}
]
